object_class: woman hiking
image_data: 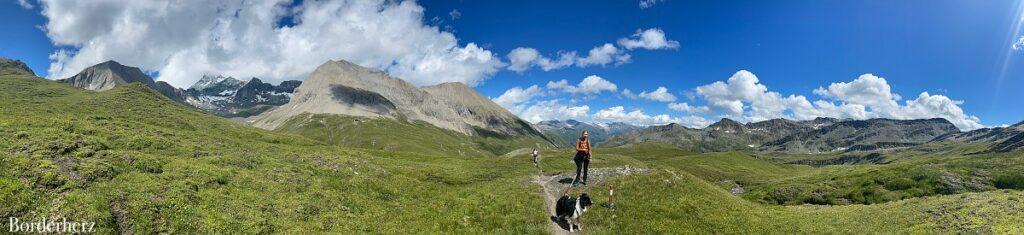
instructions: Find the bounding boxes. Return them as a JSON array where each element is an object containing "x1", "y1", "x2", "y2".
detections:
[{"x1": 572, "y1": 130, "x2": 592, "y2": 187}]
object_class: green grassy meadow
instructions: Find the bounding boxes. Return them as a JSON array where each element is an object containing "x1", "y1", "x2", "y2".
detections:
[
  {"x1": 274, "y1": 112, "x2": 554, "y2": 157},
  {"x1": 2, "y1": 71, "x2": 1023, "y2": 233}
]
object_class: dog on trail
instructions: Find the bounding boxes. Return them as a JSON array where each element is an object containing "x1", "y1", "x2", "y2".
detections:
[{"x1": 555, "y1": 193, "x2": 593, "y2": 232}]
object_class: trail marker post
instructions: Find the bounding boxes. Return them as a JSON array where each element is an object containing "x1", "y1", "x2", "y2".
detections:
[{"x1": 608, "y1": 184, "x2": 615, "y2": 209}]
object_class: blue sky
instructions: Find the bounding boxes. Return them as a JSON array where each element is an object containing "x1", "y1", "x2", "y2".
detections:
[{"x1": 2, "y1": 0, "x2": 1022, "y2": 128}]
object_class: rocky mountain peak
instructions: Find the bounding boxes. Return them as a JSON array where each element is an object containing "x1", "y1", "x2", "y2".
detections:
[
  {"x1": 709, "y1": 118, "x2": 745, "y2": 131},
  {"x1": 813, "y1": 117, "x2": 839, "y2": 123},
  {"x1": 58, "y1": 60, "x2": 196, "y2": 105},
  {"x1": 62, "y1": 60, "x2": 155, "y2": 91},
  {"x1": 253, "y1": 59, "x2": 543, "y2": 138},
  {"x1": 191, "y1": 75, "x2": 244, "y2": 91},
  {"x1": 0, "y1": 58, "x2": 34, "y2": 75},
  {"x1": 277, "y1": 80, "x2": 302, "y2": 92},
  {"x1": 185, "y1": 75, "x2": 301, "y2": 118}
]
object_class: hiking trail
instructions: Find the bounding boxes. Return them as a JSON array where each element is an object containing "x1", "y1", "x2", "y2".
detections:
[{"x1": 531, "y1": 161, "x2": 648, "y2": 234}]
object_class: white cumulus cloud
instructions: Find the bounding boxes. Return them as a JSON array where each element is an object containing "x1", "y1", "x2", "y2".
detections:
[
  {"x1": 668, "y1": 102, "x2": 710, "y2": 114},
  {"x1": 39, "y1": 0, "x2": 504, "y2": 87},
  {"x1": 694, "y1": 70, "x2": 795, "y2": 121},
  {"x1": 813, "y1": 73, "x2": 901, "y2": 114},
  {"x1": 638, "y1": 86, "x2": 677, "y2": 102},
  {"x1": 547, "y1": 75, "x2": 618, "y2": 94},
  {"x1": 515, "y1": 100, "x2": 591, "y2": 123},
  {"x1": 593, "y1": 106, "x2": 681, "y2": 126},
  {"x1": 899, "y1": 92, "x2": 983, "y2": 130},
  {"x1": 506, "y1": 47, "x2": 577, "y2": 72},
  {"x1": 506, "y1": 28, "x2": 677, "y2": 72},
  {"x1": 686, "y1": 70, "x2": 984, "y2": 130},
  {"x1": 493, "y1": 85, "x2": 543, "y2": 109},
  {"x1": 576, "y1": 43, "x2": 631, "y2": 67},
  {"x1": 617, "y1": 28, "x2": 679, "y2": 50}
]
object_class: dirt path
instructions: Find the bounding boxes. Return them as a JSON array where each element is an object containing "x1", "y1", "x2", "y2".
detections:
[{"x1": 532, "y1": 166, "x2": 649, "y2": 234}]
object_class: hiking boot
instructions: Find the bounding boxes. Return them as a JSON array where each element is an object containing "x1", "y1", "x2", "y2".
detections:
[{"x1": 582, "y1": 180, "x2": 588, "y2": 185}]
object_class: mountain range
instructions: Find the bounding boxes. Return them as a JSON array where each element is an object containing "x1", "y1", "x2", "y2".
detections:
[
  {"x1": 25, "y1": 58, "x2": 547, "y2": 145},
  {"x1": 936, "y1": 120, "x2": 1024, "y2": 153},
  {"x1": 54, "y1": 60, "x2": 301, "y2": 118},
  {"x1": 601, "y1": 117, "x2": 992, "y2": 153},
  {"x1": 185, "y1": 75, "x2": 301, "y2": 118},
  {"x1": 534, "y1": 119, "x2": 641, "y2": 146},
  {"x1": 8, "y1": 57, "x2": 1021, "y2": 154}
]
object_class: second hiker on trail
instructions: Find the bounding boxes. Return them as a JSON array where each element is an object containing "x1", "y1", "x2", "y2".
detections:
[{"x1": 573, "y1": 130, "x2": 592, "y2": 187}]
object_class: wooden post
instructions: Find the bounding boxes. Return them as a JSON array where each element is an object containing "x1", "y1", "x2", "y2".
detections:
[{"x1": 608, "y1": 184, "x2": 615, "y2": 209}]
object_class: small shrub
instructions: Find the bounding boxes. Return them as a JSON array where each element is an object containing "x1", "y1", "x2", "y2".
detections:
[
  {"x1": 37, "y1": 170, "x2": 67, "y2": 189},
  {"x1": 884, "y1": 177, "x2": 917, "y2": 191},
  {"x1": 994, "y1": 174, "x2": 1024, "y2": 189},
  {"x1": 768, "y1": 185, "x2": 803, "y2": 205}
]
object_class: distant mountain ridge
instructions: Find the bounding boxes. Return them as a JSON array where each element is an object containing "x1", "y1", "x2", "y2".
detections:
[
  {"x1": 252, "y1": 60, "x2": 545, "y2": 138},
  {"x1": 935, "y1": 120, "x2": 1024, "y2": 153},
  {"x1": 761, "y1": 118, "x2": 958, "y2": 152},
  {"x1": 185, "y1": 75, "x2": 301, "y2": 118},
  {"x1": 55, "y1": 60, "x2": 301, "y2": 118},
  {"x1": 0, "y1": 58, "x2": 35, "y2": 75},
  {"x1": 604, "y1": 117, "x2": 962, "y2": 153},
  {"x1": 535, "y1": 119, "x2": 641, "y2": 146}
]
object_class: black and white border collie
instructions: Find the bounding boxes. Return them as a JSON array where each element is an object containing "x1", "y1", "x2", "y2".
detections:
[{"x1": 555, "y1": 193, "x2": 593, "y2": 232}]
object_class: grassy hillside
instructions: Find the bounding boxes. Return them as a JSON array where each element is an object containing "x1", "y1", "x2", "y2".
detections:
[
  {"x1": 273, "y1": 113, "x2": 554, "y2": 157},
  {"x1": 3, "y1": 71, "x2": 1022, "y2": 233},
  {"x1": 526, "y1": 144, "x2": 1024, "y2": 233},
  {"x1": 0, "y1": 74, "x2": 550, "y2": 233},
  {"x1": 583, "y1": 169, "x2": 1024, "y2": 233},
  {"x1": 743, "y1": 149, "x2": 1024, "y2": 205}
]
